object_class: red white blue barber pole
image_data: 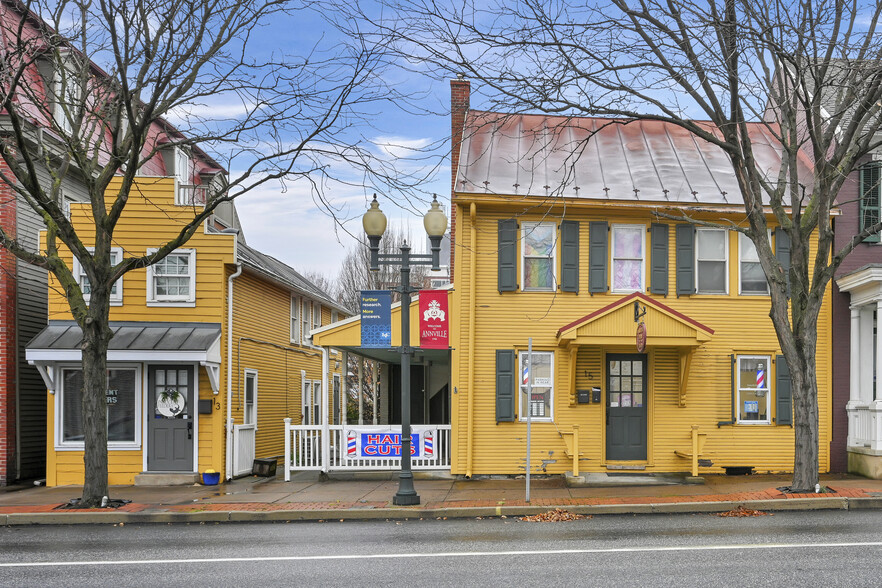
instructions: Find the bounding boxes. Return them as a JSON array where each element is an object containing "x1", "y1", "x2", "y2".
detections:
[
  {"x1": 756, "y1": 363, "x2": 766, "y2": 389},
  {"x1": 424, "y1": 430, "x2": 434, "y2": 458},
  {"x1": 347, "y1": 431, "x2": 357, "y2": 456}
]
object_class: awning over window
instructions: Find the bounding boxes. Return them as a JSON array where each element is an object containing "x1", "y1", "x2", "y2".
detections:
[{"x1": 26, "y1": 321, "x2": 222, "y2": 393}]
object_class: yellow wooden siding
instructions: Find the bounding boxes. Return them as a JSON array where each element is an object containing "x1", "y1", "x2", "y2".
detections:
[
  {"x1": 43, "y1": 177, "x2": 236, "y2": 484},
  {"x1": 450, "y1": 202, "x2": 832, "y2": 476}
]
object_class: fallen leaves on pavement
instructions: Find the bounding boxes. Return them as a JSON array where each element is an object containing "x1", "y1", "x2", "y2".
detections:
[
  {"x1": 520, "y1": 508, "x2": 590, "y2": 522},
  {"x1": 715, "y1": 505, "x2": 772, "y2": 517}
]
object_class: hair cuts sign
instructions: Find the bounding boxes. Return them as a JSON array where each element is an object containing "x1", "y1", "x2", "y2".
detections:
[
  {"x1": 419, "y1": 290, "x2": 449, "y2": 349},
  {"x1": 345, "y1": 427, "x2": 437, "y2": 460}
]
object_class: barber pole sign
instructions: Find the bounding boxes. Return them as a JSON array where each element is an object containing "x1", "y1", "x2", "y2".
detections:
[{"x1": 419, "y1": 290, "x2": 449, "y2": 349}]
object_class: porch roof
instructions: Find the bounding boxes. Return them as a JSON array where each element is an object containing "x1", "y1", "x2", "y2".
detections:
[
  {"x1": 25, "y1": 321, "x2": 222, "y2": 363},
  {"x1": 556, "y1": 292, "x2": 713, "y2": 348}
]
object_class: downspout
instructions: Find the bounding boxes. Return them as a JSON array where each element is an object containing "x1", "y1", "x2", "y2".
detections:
[
  {"x1": 466, "y1": 203, "x2": 477, "y2": 477},
  {"x1": 225, "y1": 263, "x2": 243, "y2": 479},
  {"x1": 718, "y1": 354, "x2": 737, "y2": 427}
]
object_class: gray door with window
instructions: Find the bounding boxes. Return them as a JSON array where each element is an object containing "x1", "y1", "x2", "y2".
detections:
[
  {"x1": 147, "y1": 365, "x2": 194, "y2": 471},
  {"x1": 606, "y1": 354, "x2": 647, "y2": 461}
]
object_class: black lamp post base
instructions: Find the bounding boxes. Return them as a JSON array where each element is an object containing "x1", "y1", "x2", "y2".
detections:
[{"x1": 393, "y1": 492, "x2": 421, "y2": 506}]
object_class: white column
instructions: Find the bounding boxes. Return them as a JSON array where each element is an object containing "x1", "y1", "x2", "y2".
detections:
[
  {"x1": 876, "y1": 301, "x2": 882, "y2": 405},
  {"x1": 850, "y1": 306, "x2": 861, "y2": 403},
  {"x1": 357, "y1": 357, "x2": 364, "y2": 425},
  {"x1": 861, "y1": 306, "x2": 876, "y2": 404},
  {"x1": 321, "y1": 348, "x2": 330, "y2": 473},
  {"x1": 341, "y1": 351, "x2": 348, "y2": 426},
  {"x1": 372, "y1": 360, "x2": 378, "y2": 425}
]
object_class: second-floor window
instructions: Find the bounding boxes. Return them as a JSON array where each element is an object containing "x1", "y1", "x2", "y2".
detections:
[
  {"x1": 174, "y1": 148, "x2": 195, "y2": 206},
  {"x1": 147, "y1": 249, "x2": 196, "y2": 305},
  {"x1": 739, "y1": 233, "x2": 768, "y2": 294},
  {"x1": 860, "y1": 162, "x2": 881, "y2": 243},
  {"x1": 521, "y1": 222, "x2": 556, "y2": 291},
  {"x1": 290, "y1": 295, "x2": 300, "y2": 344},
  {"x1": 313, "y1": 302, "x2": 322, "y2": 332},
  {"x1": 301, "y1": 298, "x2": 311, "y2": 343},
  {"x1": 611, "y1": 224, "x2": 644, "y2": 292},
  {"x1": 696, "y1": 228, "x2": 727, "y2": 294},
  {"x1": 74, "y1": 248, "x2": 123, "y2": 305}
]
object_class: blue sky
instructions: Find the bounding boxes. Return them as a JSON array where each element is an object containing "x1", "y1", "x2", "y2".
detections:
[{"x1": 222, "y1": 10, "x2": 457, "y2": 282}]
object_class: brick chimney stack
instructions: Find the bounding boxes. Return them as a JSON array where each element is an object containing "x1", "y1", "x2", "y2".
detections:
[{"x1": 449, "y1": 76, "x2": 470, "y2": 283}]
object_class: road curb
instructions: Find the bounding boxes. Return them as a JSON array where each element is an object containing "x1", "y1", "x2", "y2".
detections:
[{"x1": 0, "y1": 496, "x2": 872, "y2": 525}]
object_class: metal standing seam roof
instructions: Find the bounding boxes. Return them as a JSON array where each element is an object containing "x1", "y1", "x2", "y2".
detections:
[
  {"x1": 236, "y1": 242, "x2": 347, "y2": 313},
  {"x1": 455, "y1": 111, "x2": 815, "y2": 205},
  {"x1": 26, "y1": 321, "x2": 222, "y2": 352}
]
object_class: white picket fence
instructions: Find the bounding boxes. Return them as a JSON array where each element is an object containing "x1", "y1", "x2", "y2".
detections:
[{"x1": 283, "y1": 420, "x2": 451, "y2": 480}]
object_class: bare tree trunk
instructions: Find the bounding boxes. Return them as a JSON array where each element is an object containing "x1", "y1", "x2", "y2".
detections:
[{"x1": 79, "y1": 297, "x2": 113, "y2": 507}]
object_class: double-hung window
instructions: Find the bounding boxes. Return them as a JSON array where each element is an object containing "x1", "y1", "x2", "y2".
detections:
[
  {"x1": 301, "y1": 299, "x2": 311, "y2": 344},
  {"x1": 290, "y1": 296, "x2": 300, "y2": 344},
  {"x1": 521, "y1": 222, "x2": 556, "y2": 291},
  {"x1": 313, "y1": 302, "x2": 322, "y2": 332},
  {"x1": 58, "y1": 367, "x2": 139, "y2": 449},
  {"x1": 737, "y1": 355, "x2": 771, "y2": 424},
  {"x1": 696, "y1": 228, "x2": 727, "y2": 294},
  {"x1": 174, "y1": 148, "x2": 196, "y2": 205},
  {"x1": 146, "y1": 249, "x2": 196, "y2": 305},
  {"x1": 860, "y1": 163, "x2": 881, "y2": 243},
  {"x1": 53, "y1": 57, "x2": 81, "y2": 134},
  {"x1": 739, "y1": 233, "x2": 768, "y2": 294},
  {"x1": 74, "y1": 247, "x2": 123, "y2": 305},
  {"x1": 518, "y1": 350, "x2": 553, "y2": 421},
  {"x1": 611, "y1": 224, "x2": 645, "y2": 292}
]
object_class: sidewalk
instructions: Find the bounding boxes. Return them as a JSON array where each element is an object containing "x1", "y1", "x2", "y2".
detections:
[{"x1": 2, "y1": 471, "x2": 882, "y2": 525}]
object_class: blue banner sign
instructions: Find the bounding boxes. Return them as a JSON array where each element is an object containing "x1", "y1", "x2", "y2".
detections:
[{"x1": 361, "y1": 290, "x2": 392, "y2": 348}]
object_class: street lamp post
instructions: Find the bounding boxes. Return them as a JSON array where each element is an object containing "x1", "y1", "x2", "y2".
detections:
[{"x1": 362, "y1": 194, "x2": 447, "y2": 506}]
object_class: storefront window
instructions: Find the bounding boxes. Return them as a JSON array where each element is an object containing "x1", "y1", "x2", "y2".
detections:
[
  {"x1": 519, "y1": 351, "x2": 553, "y2": 420},
  {"x1": 737, "y1": 356, "x2": 770, "y2": 424},
  {"x1": 60, "y1": 367, "x2": 138, "y2": 447}
]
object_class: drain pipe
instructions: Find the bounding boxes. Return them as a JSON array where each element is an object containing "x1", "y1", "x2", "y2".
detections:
[
  {"x1": 225, "y1": 263, "x2": 243, "y2": 479},
  {"x1": 466, "y1": 203, "x2": 477, "y2": 478}
]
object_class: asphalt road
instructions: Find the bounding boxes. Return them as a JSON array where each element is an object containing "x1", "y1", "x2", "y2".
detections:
[{"x1": 2, "y1": 510, "x2": 882, "y2": 586}]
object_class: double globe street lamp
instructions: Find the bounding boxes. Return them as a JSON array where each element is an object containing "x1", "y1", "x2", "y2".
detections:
[{"x1": 362, "y1": 194, "x2": 448, "y2": 506}]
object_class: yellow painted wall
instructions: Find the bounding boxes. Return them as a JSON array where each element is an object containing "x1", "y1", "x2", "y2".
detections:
[
  {"x1": 43, "y1": 177, "x2": 236, "y2": 485},
  {"x1": 450, "y1": 199, "x2": 832, "y2": 476}
]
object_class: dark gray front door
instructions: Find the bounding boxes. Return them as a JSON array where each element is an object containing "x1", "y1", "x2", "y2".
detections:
[
  {"x1": 606, "y1": 354, "x2": 647, "y2": 461},
  {"x1": 147, "y1": 365, "x2": 194, "y2": 471}
]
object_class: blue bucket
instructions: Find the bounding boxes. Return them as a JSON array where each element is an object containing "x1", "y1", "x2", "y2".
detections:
[{"x1": 202, "y1": 471, "x2": 220, "y2": 485}]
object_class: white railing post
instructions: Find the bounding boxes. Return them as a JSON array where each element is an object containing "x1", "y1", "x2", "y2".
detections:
[
  {"x1": 284, "y1": 418, "x2": 292, "y2": 481},
  {"x1": 322, "y1": 348, "x2": 330, "y2": 474}
]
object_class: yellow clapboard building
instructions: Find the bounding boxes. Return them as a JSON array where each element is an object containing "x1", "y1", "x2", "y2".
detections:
[{"x1": 27, "y1": 175, "x2": 346, "y2": 486}]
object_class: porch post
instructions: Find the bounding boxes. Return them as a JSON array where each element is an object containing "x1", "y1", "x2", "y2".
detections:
[
  {"x1": 373, "y1": 360, "x2": 378, "y2": 425},
  {"x1": 860, "y1": 306, "x2": 875, "y2": 404},
  {"x1": 358, "y1": 357, "x2": 364, "y2": 425},
  {"x1": 341, "y1": 351, "x2": 348, "y2": 426},
  {"x1": 876, "y1": 301, "x2": 882, "y2": 405},
  {"x1": 322, "y1": 347, "x2": 330, "y2": 473},
  {"x1": 850, "y1": 306, "x2": 861, "y2": 403}
]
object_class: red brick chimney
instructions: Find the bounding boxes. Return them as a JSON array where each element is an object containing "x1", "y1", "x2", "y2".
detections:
[{"x1": 449, "y1": 76, "x2": 470, "y2": 283}]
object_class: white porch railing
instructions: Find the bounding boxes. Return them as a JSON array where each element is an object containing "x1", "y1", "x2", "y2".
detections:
[
  {"x1": 232, "y1": 424, "x2": 256, "y2": 477},
  {"x1": 847, "y1": 403, "x2": 882, "y2": 450},
  {"x1": 283, "y1": 420, "x2": 451, "y2": 480}
]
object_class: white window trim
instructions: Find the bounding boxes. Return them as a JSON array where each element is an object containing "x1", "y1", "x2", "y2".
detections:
[
  {"x1": 72, "y1": 247, "x2": 124, "y2": 305},
  {"x1": 736, "y1": 355, "x2": 771, "y2": 425},
  {"x1": 244, "y1": 369, "x2": 258, "y2": 429},
  {"x1": 53, "y1": 57, "x2": 80, "y2": 134},
  {"x1": 518, "y1": 350, "x2": 554, "y2": 422},
  {"x1": 520, "y1": 221, "x2": 557, "y2": 292},
  {"x1": 313, "y1": 302, "x2": 322, "y2": 331},
  {"x1": 55, "y1": 363, "x2": 142, "y2": 450},
  {"x1": 173, "y1": 147, "x2": 195, "y2": 206},
  {"x1": 610, "y1": 224, "x2": 646, "y2": 293},
  {"x1": 738, "y1": 232, "x2": 770, "y2": 295},
  {"x1": 312, "y1": 380, "x2": 321, "y2": 426},
  {"x1": 146, "y1": 248, "x2": 196, "y2": 306},
  {"x1": 290, "y1": 295, "x2": 301, "y2": 344},
  {"x1": 301, "y1": 370, "x2": 311, "y2": 424},
  {"x1": 695, "y1": 227, "x2": 729, "y2": 295}
]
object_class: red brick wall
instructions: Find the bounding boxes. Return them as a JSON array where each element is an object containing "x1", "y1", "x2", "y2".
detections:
[
  {"x1": 450, "y1": 78, "x2": 470, "y2": 284},
  {"x1": 0, "y1": 158, "x2": 16, "y2": 485}
]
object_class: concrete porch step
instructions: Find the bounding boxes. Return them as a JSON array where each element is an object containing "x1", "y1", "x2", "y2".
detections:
[{"x1": 134, "y1": 472, "x2": 200, "y2": 486}]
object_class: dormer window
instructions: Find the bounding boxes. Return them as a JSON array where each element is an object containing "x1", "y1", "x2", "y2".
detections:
[
  {"x1": 52, "y1": 56, "x2": 81, "y2": 134},
  {"x1": 174, "y1": 148, "x2": 197, "y2": 206}
]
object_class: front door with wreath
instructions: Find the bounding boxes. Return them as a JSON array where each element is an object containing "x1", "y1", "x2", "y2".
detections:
[{"x1": 147, "y1": 365, "x2": 195, "y2": 471}]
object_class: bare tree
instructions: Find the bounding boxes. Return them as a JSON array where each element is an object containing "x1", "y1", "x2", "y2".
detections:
[
  {"x1": 334, "y1": 224, "x2": 429, "y2": 311},
  {"x1": 340, "y1": 0, "x2": 882, "y2": 490},
  {"x1": 0, "y1": 0, "x2": 414, "y2": 506}
]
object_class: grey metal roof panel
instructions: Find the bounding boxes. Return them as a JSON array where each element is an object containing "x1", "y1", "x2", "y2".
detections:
[
  {"x1": 26, "y1": 321, "x2": 221, "y2": 352},
  {"x1": 456, "y1": 112, "x2": 814, "y2": 205}
]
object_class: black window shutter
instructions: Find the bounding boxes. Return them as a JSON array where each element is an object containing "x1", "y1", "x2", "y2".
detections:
[
  {"x1": 860, "y1": 164, "x2": 881, "y2": 243},
  {"x1": 498, "y1": 219, "x2": 517, "y2": 292},
  {"x1": 775, "y1": 227, "x2": 791, "y2": 298},
  {"x1": 560, "y1": 220, "x2": 579, "y2": 292},
  {"x1": 496, "y1": 350, "x2": 516, "y2": 422},
  {"x1": 776, "y1": 354, "x2": 792, "y2": 426},
  {"x1": 650, "y1": 223, "x2": 669, "y2": 295},
  {"x1": 675, "y1": 224, "x2": 695, "y2": 296},
  {"x1": 588, "y1": 221, "x2": 608, "y2": 293}
]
